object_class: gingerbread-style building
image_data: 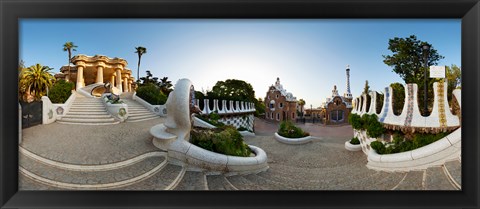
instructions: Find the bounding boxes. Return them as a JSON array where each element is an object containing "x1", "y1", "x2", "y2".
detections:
[{"x1": 264, "y1": 78, "x2": 298, "y2": 122}]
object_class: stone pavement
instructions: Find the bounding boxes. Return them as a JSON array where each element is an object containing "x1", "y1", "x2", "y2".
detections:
[{"x1": 19, "y1": 117, "x2": 461, "y2": 191}]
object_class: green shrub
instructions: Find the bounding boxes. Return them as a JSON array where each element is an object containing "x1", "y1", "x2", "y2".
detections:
[
  {"x1": 48, "y1": 80, "x2": 74, "y2": 103},
  {"x1": 348, "y1": 114, "x2": 363, "y2": 130},
  {"x1": 196, "y1": 112, "x2": 225, "y2": 127},
  {"x1": 363, "y1": 115, "x2": 385, "y2": 138},
  {"x1": 370, "y1": 141, "x2": 386, "y2": 154},
  {"x1": 278, "y1": 120, "x2": 310, "y2": 138},
  {"x1": 350, "y1": 114, "x2": 385, "y2": 138},
  {"x1": 136, "y1": 83, "x2": 167, "y2": 105},
  {"x1": 190, "y1": 126, "x2": 252, "y2": 157},
  {"x1": 350, "y1": 137, "x2": 360, "y2": 145},
  {"x1": 371, "y1": 131, "x2": 451, "y2": 155}
]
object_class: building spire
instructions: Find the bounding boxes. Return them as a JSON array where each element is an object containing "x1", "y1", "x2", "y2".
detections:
[{"x1": 344, "y1": 65, "x2": 352, "y2": 99}]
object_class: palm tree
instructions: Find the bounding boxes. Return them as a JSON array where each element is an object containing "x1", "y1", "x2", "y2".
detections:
[
  {"x1": 298, "y1": 99, "x2": 306, "y2": 117},
  {"x1": 19, "y1": 64, "x2": 55, "y2": 102},
  {"x1": 134, "y1": 46, "x2": 147, "y2": 82},
  {"x1": 159, "y1": 76, "x2": 173, "y2": 95},
  {"x1": 63, "y1": 42, "x2": 78, "y2": 81}
]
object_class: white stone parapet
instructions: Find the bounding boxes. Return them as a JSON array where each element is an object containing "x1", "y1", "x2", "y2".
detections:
[
  {"x1": 41, "y1": 92, "x2": 77, "y2": 124},
  {"x1": 132, "y1": 92, "x2": 167, "y2": 117},
  {"x1": 197, "y1": 99, "x2": 256, "y2": 115},
  {"x1": 352, "y1": 82, "x2": 460, "y2": 130}
]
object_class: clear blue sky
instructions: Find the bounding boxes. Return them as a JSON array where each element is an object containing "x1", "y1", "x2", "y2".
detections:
[{"x1": 20, "y1": 19, "x2": 460, "y2": 108}]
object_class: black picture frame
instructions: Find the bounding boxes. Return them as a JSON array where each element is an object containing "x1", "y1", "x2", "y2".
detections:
[{"x1": 1, "y1": 0, "x2": 479, "y2": 208}]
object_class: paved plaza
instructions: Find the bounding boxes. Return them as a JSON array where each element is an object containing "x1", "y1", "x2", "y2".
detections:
[{"x1": 19, "y1": 118, "x2": 461, "y2": 190}]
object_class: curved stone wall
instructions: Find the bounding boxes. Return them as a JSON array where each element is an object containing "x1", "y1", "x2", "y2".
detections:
[
  {"x1": 274, "y1": 132, "x2": 312, "y2": 145},
  {"x1": 353, "y1": 82, "x2": 460, "y2": 130}
]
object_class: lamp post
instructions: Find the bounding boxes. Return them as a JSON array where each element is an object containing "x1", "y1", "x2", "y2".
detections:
[{"x1": 422, "y1": 44, "x2": 430, "y2": 116}]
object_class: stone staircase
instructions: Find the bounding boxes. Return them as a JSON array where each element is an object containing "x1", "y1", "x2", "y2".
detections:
[
  {"x1": 56, "y1": 95, "x2": 119, "y2": 125},
  {"x1": 122, "y1": 99, "x2": 160, "y2": 122},
  {"x1": 19, "y1": 151, "x2": 461, "y2": 191}
]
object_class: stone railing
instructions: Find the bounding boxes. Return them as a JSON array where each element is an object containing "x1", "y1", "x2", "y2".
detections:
[
  {"x1": 195, "y1": 99, "x2": 256, "y2": 132},
  {"x1": 41, "y1": 92, "x2": 77, "y2": 124},
  {"x1": 101, "y1": 94, "x2": 129, "y2": 122},
  {"x1": 349, "y1": 82, "x2": 462, "y2": 171},
  {"x1": 196, "y1": 99, "x2": 255, "y2": 115},
  {"x1": 352, "y1": 82, "x2": 460, "y2": 131},
  {"x1": 132, "y1": 92, "x2": 167, "y2": 117}
]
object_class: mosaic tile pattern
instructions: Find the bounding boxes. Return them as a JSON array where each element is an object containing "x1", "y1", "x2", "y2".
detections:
[
  {"x1": 219, "y1": 114, "x2": 255, "y2": 132},
  {"x1": 379, "y1": 87, "x2": 389, "y2": 123},
  {"x1": 437, "y1": 82, "x2": 447, "y2": 127},
  {"x1": 404, "y1": 84, "x2": 414, "y2": 127}
]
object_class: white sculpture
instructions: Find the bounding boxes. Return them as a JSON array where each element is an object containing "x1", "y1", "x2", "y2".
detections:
[{"x1": 150, "y1": 78, "x2": 268, "y2": 174}]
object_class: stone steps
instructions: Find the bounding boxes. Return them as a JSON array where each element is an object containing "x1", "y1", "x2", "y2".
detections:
[
  {"x1": 57, "y1": 96, "x2": 118, "y2": 125},
  {"x1": 173, "y1": 171, "x2": 208, "y2": 190},
  {"x1": 122, "y1": 99, "x2": 160, "y2": 122},
  {"x1": 225, "y1": 175, "x2": 268, "y2": 190},
  {"x1": 392, "y1": 170, "x2": 425, "y2": 190},
  {"x1": 206, "y1": 175, "x2": 238, "y2": 190},
  {"x1": 119, "y1": 164, "x2": 185, "y2": 190},
  {"x1": 443, "y1": 160, "x2": 461, "y2": 189},
  {"x1": 19, "y1": 152, "x2": 167, "y2": 190},
  {"x1": 424, "y1": 166, "x2": 457, "y2": 190}
]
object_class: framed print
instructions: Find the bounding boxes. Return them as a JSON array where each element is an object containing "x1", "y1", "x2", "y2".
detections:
[{"x1": 1, "y1": 0, "x2": 479, "y2": 208}]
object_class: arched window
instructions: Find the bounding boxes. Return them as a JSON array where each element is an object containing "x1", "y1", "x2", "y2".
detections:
[
  {"x1": 269, "y1": 100, "x2": 276, "y2": 109},
  {"x1": 279, "y1": 103, "x2": 283, "y2": 108},
  {"x1": 292, "y1": 112, "x2": 295, "y2": 119},
  {"x1": 276, "y1": 113, "x2": 280, "y2": 121}
]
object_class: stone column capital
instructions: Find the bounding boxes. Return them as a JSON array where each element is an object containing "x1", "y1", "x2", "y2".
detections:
[{"x1": 74, "y1": 61, "x2": 86, "y2": 68}]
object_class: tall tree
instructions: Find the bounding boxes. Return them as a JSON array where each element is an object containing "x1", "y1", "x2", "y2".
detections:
[
  {"x1": 63, "y1": 42, "x2": 78, "y2": 81},
  {"x1": 383, "y1": 35, "x2": 444, "y2": 84},
  {"x1": 363, "y1": 80, "x2": 370, "y2": 94},
  {"x1": 158, "y1": 77, "x2": 173, "y2": 95},
  {"x1": 19, "y1": 64, "x2": 55, "y2": 102},
  {"x1": 445, "y1": 64, "x2": 461, "y2": 103},
  {"x1": 139, "y1": 70, "x2": 159, "y2": 86},
  {"x1": 298, "y1": 99, "x2": 306, "y2": 116},
  {"x1": 134, "y1": 46, "x2": 147, "y2": 83},
  {"x1": 207, "y1": 79, "x2": 256, "y2": 102},
  {"x1": 383, "y1": 35, "x2": 444, "y2": 115}
]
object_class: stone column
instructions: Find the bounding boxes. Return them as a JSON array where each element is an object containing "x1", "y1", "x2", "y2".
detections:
[
  {"x1": 96, "y1": 66, "x2": 104, "y2": 84},
  {"x1": 110, "y1": 75, "x2": 115, "y2": 86},
  {"x1": 123, "y1": 77, "x2": 128, "y2": 92},
  {"x1": 116, "y1": 68, "x2": 123, "y2": 92},
  {"x1": 128, "y1": 80, "x2": 132, "y2": 92},
  {"x1": 76, "y1": 65, "x2": 84, "y2": 90}
]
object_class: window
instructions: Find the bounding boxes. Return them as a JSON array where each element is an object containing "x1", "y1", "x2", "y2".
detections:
[
  {"x1": 292, "y1": 112, "x2": 295, "y2": 119},
  {"x1": 279, "y1": 103, "x2": 283, "y2": 108},
  {"x1": 269, "y1": 100, "x2": 275, "y2": 110},
  {"x1": 276, "y1": 94, "x2": 279, "y2": 99},
  {"x1": 271, "y1": 112, "x2": 274, "y2": 119},
  {"x1": 276, "y1": 113, "x2": 280, "y2": 121}
]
